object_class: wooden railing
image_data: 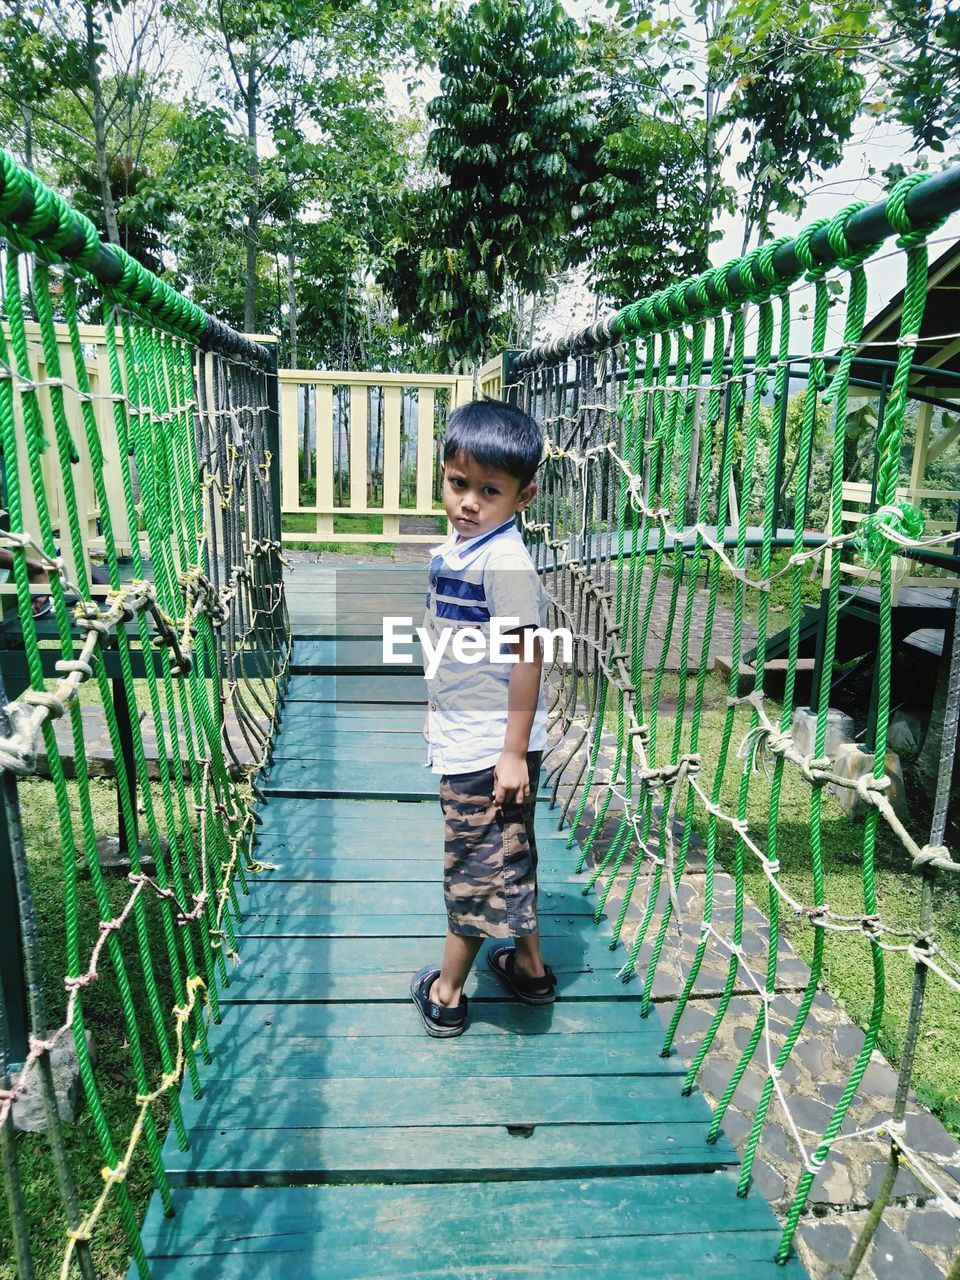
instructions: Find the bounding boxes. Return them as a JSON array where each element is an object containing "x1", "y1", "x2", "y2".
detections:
[{"x1": 278, "y1": 369, "x2": 473, "y2": 545}]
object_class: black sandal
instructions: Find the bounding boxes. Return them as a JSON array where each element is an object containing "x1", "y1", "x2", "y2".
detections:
[
  {"x1": 487, "y1": 946, "x2": 557, "y2": 1006},
  {"x1": 410, "y1": 966, "x2": 468, "y2": 1038}
]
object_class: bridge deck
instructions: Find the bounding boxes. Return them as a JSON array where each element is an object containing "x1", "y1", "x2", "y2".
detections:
[{"x1": 134, "y1": 565, "x2": 806, "y2": 1278}]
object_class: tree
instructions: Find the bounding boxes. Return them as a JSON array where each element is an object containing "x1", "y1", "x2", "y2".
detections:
[
  {"x1": 184, "y1": 0, "x2": 426, "y2": 334},
  {"x1": 726, "y1": 0, "x2": 960, "y2": 155},
  {"x1": 573, "y1": 19, "x2": 711, "y2": 305},
  {"x1": 715, "y1": 17, "x2": 865, "y2": 249},
  {"x1": 0, "y1": 0, "x2": 180, "y2": 245},
  {"x1": 381, "y1": 0, "x2": 595, "y2": 367}
]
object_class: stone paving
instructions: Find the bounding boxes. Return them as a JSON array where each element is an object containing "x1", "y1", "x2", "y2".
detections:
[{"x1": 546, "y1": 714, "x2": 960, "y2": 1280}]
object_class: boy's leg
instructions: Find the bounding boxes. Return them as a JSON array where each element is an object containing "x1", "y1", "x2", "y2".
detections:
[
  {"x1": 513, "y1": 930, "x2": 547, "y2": 980},
  {"x1": 430, "y1": 930, "x2": 484, "y2": 1007}
]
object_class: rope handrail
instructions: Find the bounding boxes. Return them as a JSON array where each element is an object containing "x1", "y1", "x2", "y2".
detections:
[
  {"x1": 513, "y1": 176, "x2": 960, "y2": 1276},
  {"x1": 0, "y1": 146, "x2": 271, "y2": 367},
  {"x1": 0, "y1": 155, "x2": 289, "y2": 1280},
  {"x1": 516, "y1": 164, "x2": 960, "y2": 369}
]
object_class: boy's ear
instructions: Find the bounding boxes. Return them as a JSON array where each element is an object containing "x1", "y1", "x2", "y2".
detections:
[{"x1": 516, "y1": 479, "x2": 537, "y2": 512}]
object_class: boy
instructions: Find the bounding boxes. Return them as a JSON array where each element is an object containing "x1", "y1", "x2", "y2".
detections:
[{"x1": 410, "y1": 398, "x2": 556, "y2": 1038}]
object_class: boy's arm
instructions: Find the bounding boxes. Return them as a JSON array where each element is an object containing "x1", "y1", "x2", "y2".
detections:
[{"x1": 493, "y1": 626, "x2": 543, "y2": 806}]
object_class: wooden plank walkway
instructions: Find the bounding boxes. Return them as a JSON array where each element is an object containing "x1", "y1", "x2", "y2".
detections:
[{"x1": 134, "y1": 565, "x2": 807, "y2": 1279}]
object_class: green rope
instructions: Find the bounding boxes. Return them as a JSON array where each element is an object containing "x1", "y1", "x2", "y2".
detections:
[
  {"x1": 0, "y1": 150, "x2": 286, "y2": 1275},
  {"x1": 520, "y1": 175, "x2": 955, "y2": 1270}
]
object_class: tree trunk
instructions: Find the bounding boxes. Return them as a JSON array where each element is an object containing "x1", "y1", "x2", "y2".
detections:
[
  {"x1": 340, "y1": 274, "x2": 350, "y2": 370},
  {"x1": 243, "y1": 57, "x2": 260, "y2": 334},
  {"x1": 22, "y1": 104, "x2": 33, "y2": 171},
  {"x1": 85, "y1": 0, "x2": 120, "y2": 244},
  {"x1": 286, "y1": 218, "x2": 298, "y2": 369}
]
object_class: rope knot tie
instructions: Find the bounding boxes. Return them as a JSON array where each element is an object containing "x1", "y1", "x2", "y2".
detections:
[
  {"x1": 860, "y1": 913, "x2": 883, "y2": 937},
  {"x1": 855, "y1": 773, "x2": 890, "y2": 806},
  {"x1": 913, "y1": 844, "x2": 951, "y2": 871},
  {"x1": 801, "y1": 903, "x2": 830, "y2": 923},
  {"x1": 101, "y1": 1162, "x2": 128, "y2": 1187},
  {"x1": 907, "y1": 936, "x2": 935, "y2": 966},
  {"x1": 22, "y1": 688, "x2": 69, "y2": 721},
  {"x1": 74, "y1": 605, "x2": 111, "y2": 639},
  {"x1": 801, "y1": 755, "x2": 833, "y2": 786},
  {"x1": 884, "y1": 1118, "x2": 907, "y2": 1139},
  {"x1": 54, "y1": 658, "x2": 93, "y2": 679},
  {"x1": 64, "y1": 971, "x2": 96, "y2": 991},
  {"x1": 856, "y1": 499, "x2": 924, "y2": 564}
]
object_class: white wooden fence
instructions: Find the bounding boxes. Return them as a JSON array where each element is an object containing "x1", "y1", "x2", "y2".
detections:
[{"x1": 279, "y1": 369, "x2": 474, "y2": 545}]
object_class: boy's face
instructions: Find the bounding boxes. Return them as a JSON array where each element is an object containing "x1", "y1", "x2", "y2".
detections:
[{"x1": 441, "y1": 450, "x2": 536, "y2": 540}]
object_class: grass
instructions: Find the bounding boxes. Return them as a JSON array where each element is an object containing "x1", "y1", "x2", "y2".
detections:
[
  {"x1": 1, "y1": 775, "x2": 184, "y2": 1280},
  {"x1": 600, "y1": 667, "x2": 960, "y2": 1139},
  {"x1": 0, "y1": 731, "x2": 256, "y2": 1278}
]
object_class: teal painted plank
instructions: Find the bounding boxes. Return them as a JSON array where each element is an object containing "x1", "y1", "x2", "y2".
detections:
[
  {"x1": 263, "y1": 759, "x2": 434, "y2": 797},
  {"x1": 272, "y1": 730, "x2": 426, "y2": 761},
  {"x1": 253, "y1": 797, "x2": 573, "y2": 851},
  {"x1": 136, "y1": 1234, "x2": 801, "y2": 1279},
  {"x1": 275, "y1": 704, "x2": 427, "y2": 731},
  {"x1": 235, "y1": 911, "x2": 604, "y2": 942},
  {"x1": 292, "y1": 640, "x2": 425, "y2": 674},
  {"x1": 229, "y1": 934, "x2": 626, "y2": 978},
  {"x1": 285, "y1": 673, "x2": 426, "y2": 703},
  {"x1": 263, "y1": 761, "x2": 555, "y2": 801},
  {"x1": 136, "y1": 1175, "x2": 797, "y2": 1258},
  {"x1": 179, "y1": 1074, "x2": 706, "y2": 1129},
  {"x1": 219, "y1": 966, "x2": 631, "y2": 1004},
  {"x1": 247, "y1": 855, "x2": 588, "y2": 882},
  {"x1": 194, "y1": 1033, "x2": 677, "y2": 1081},
  {"x1": 205, "y1": 1000, "x2": 659, "y2": 1042},
  {"x1": 240, "y1": 881, "x2": 594, "y2": 915},
  {"x1": 164, "y1": 1121, "x2": 735, "y2": 1187},
  {"x1": 237, "y1": 912, "x2": 598, "y2": 938}
]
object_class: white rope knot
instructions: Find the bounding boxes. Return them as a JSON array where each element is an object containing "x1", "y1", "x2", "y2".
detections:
[
  {"x1": 800, "y1": 755, "x2": 833, "y2": 785},
  {"x1": 860, "y1": 913, "x2": 883, "y2": 937},
  {"x1": 74, "y1": 605, "x2": 111, "y2": 639},
  {"x1": 855, "y1": 773, "x2": 890, "y2": 806},
  {"x1": 913, "y1": 843, "x2": 953, "y2": 871},
  {"x1": 804, "y1": 1149, "x2": 828, "y2": 1175},
  {"x1": 22, "y1": 688, "x2": 69, "y2": 719},
  {"x1": 55, "y1": 657, "x2": 93, "y2": 679}
]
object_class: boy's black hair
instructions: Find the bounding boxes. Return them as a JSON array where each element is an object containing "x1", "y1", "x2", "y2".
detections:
[{"x1": 442, "y1": 398, "x2": 542, "y2": 488}]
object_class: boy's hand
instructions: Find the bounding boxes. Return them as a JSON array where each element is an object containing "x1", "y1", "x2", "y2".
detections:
[{"x1": 493, "y1": 750, "x2": 530, "y2": 807}]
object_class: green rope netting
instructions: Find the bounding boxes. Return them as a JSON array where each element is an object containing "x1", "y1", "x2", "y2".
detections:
[
  {"x1": 518, "y1": 177, "x2": 958, "y2": 1268},
  {"x1": 0, "y1": 151, "x2": 288, "y2": 1279}
]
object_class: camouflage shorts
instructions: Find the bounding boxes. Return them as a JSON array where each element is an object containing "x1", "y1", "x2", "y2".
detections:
[{"x1": 440, "y1": 752, "x2": 542, "y2": 939}]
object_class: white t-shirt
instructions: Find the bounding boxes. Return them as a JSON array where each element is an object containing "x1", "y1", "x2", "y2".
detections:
[{"x1": 422, "y1": 516, "x2": 548, "y2": 775}]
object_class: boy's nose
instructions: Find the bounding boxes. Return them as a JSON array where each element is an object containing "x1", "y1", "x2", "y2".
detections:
[{"x1": 461, "y1": 493, "x2": 479, "y2": 512}]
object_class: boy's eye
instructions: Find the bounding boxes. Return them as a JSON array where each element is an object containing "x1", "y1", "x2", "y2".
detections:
[
  {"x1": 482, "y1": 486, "x2": 500, "y2": 497},
  {"x1": 450, "y1": 477, "x2": 466, "y2": 488}
]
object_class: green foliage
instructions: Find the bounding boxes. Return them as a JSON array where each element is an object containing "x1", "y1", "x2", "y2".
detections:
[
  {"x1": 716, "y1": 14, "x2": 866, "y2": 238},
  {"x1": 381, "y1": 0, "x2": 594, "y2": 367},
  {"x1": 727, "y1": 0, "x2": 960, "y2": 155},
  {"x1": 572, "y1": 20, "x2": 711, "y2": 304}
]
